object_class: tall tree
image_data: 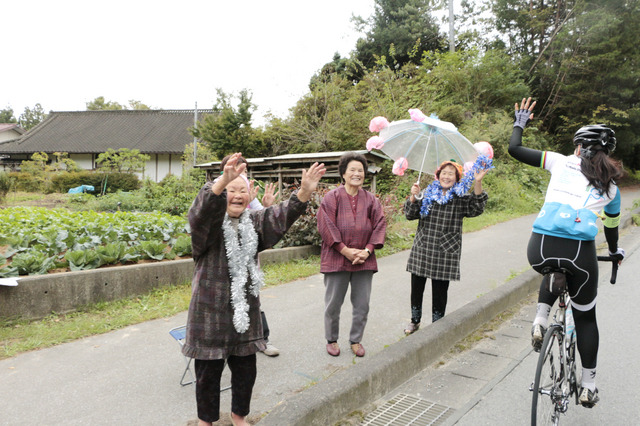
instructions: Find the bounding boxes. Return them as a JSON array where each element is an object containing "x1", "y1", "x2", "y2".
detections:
[
  {"x1": 491, "y1": 0, "x2": 640, "y2": 166},
  {"x1": 191, "y1": 89, "x2": 263, "y2": 159},
  {"x1": 352, "y1": 0, "x2": 446, "y2": 70},
  {"x1": 0, "y1": 107, "x2": 17, "y2": 123},
  {"x1": 19, "y1": 103, "x2": 46, "y2": 130}
]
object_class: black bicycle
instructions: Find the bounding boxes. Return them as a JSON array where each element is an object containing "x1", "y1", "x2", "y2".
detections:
[{"x1": 530, "y1": 255, "x2": 619, "y2": 425}]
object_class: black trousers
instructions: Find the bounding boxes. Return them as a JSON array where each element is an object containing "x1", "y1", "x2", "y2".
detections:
[
  {"x1": 194, "y1": 354, "x2": 257, "y2": 422},
  {"x1": 527, "y1": 232, "x2": 599, "y2": 368},
  {"x1": 410, "y1": 274, "x2": 450, "y2": 323}
]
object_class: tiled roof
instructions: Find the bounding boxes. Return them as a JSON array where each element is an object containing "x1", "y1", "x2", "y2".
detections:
[
  {"x1": 0, "y1": 123, "x2": 25, "y2": 134},
  {"x1": 0, "y1": 110, "x2": 213, "y2": 154}
]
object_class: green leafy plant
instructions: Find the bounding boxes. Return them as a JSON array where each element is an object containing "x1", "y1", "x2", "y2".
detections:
[
  {"x1": 64, "y1": 250, "x2": 101, "y2": 271},
  {"x1": 11, "y1": 251, "x2": 56, "y2": 275},
  {"x1": 171, "y1": 235, "x2": 192, "y2": 257},
  {"x1": 138, "y1": 241, "x2": 168, "y2": 261},
  {"x1": 95, "y1": 242, "x2": 129, "y2": 266}
]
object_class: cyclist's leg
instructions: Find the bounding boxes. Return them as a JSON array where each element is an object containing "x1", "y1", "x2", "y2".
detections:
[
  {"x1": 526, "y1": 233, "x2": 558, "y2": 346},
  {"x1": 565, "y1": 239, "x2": 599, "y2": 403}
]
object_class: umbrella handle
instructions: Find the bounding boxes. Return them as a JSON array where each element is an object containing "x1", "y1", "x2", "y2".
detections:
[{"x1": 413, "y1": 178, "x2": 423, "y2": 200}]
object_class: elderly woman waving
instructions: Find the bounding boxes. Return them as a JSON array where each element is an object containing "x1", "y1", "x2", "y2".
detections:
[
  {"x1": 317, "y1": 152, "x2": 387, "y2": 358},
  {"x1": 183, "y1": 153, "x2": 325, "y2": 426},
  {"x1": 403, "y1": 160, "x2": 489, "y2": 335}
]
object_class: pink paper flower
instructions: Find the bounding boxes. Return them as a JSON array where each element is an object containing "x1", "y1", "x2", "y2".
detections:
[
  {"x1": 369, "y1": 116, "x2": 389, "y2": 133},
  {"x1": 408, "y1": 108, "x2": 427, "y2": 122},
  {"x1": 392, "y1": 157, "x2": 409, "y2": 176},
  {"x1": 366, "y1": 136, "x2": 385, "y2": 151},
  {"x1": 474, "y1": 141, "x2": 494, "y2": 159},
  {"x1": 463, "y1": 161, "x2": 475, "y2": 174}
]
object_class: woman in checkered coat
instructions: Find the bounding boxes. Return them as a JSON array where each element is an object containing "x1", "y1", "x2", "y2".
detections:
[{"x1": 403, "y1": 160, "x2": 489, "y2": 335}]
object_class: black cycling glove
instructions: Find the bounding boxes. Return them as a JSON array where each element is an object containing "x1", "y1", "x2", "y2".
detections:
[{"x1": 609, "y1": 248, "x2": 625, "y2": 262}]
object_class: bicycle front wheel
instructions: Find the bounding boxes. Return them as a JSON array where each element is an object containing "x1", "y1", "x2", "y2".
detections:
[{"x1": 531, "y1": 325, "x2": 564, "y2": 425}]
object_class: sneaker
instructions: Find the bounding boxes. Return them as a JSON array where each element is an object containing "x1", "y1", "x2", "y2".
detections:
[
  {"x1": 326, "y1": 342, "x2": 340, "y2": 356},
  {"x1": 531, "y1": 324, "x2": 546, "y2": 352},
  {"x1": 579, "y1": 387, "x2": 599, "y2": 408},
  {"x1": 350, "y1": 342, "x2": 365, "y2": 357},
  {"x1": 262, "y1": 342, "x2": 280, "y2": 357},
  {"x1": 404, "y1": 322, "x2": 420, "y2": 335}
]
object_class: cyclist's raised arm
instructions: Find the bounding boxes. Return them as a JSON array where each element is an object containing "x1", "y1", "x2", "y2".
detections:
[{"x1": 508, "y1": 97, "x2": 543, "y2": 167}]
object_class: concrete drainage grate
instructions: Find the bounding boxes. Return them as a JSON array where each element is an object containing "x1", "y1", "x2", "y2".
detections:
[{"x1": 362, "y1": 393, "x2": 454, "y2": 426}]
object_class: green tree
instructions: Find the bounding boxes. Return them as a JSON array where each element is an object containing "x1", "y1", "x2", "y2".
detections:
[
  {"x1": 352, "y1": 0, "x2": 445, "y2": 70},
  {"x1": 417, "y1": 49, "x2": 529, "y2": 123},
  {"x1": 96, "y1": 148, "x2": 150, "y2": 173},
  {"x1": 19, "y1": 103, "x2": 46, "y2": 130},
  {"x1": 0, "y1": 107, "x2": 17, "y2": 123},
  {"x1": 182, "y1": 141, "x2": 216, "y2": 170},
  {"x1": 490, "y1": 0, "x2": 640, "y2": 167},
  {"x1": 191, "y1": 89, "x2": 264, "y2": 159},
  {"x1": 86, "y1": 96, "x2": 125, "y2": 110},
  {"x1": 49, "y1": 152, "x2": 80, "y2": 172},
  {"x1": 86, "y1": 97, "x2": 151, "y2": 111},
  {"x1": 127, "y1": 100, "x2": 152, "y2": 110}
]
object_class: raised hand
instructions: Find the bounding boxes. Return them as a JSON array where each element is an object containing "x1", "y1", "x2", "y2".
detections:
[
  {"x1": 212, "y1": 152, "x2": 247, "y2": 195},
  {"x1": 297, "y1": 162, "x2": 326, "y2": 202},
  {"x1": 222, "y1": 152, "x2": 247, "y2": 182},
  {"x1": 261, "y1": 182, "x2": 279, "y2": 208},
  {"x1": 249, "y1": 180, "x2": 259, "y2": 202},
  {"x1": 513, "y1": 97, "x2": 537, "y2": 129}
]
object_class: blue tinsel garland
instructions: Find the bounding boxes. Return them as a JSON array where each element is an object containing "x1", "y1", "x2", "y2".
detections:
[{"x1": 419, "y1": 155, "x2": 494, "y2": 217}]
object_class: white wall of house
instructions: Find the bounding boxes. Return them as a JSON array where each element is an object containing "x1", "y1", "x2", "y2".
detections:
[
  {"x1": 69, "y1": 154, "x2": 94, "y2": 170},
  {"x1": 141, "y1": 154, "x2": 183, "y2": 182},
  {"x1": 1, "y1": 152, "x2": 182, "y2": 182},
  {"x1": 0, "y1": 130, "x2": 22, "y2": 143}
]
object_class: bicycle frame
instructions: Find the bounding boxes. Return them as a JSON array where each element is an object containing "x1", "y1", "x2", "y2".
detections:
[{"x1": 531, "y1": 256, "x2": 619, "y2": 425}]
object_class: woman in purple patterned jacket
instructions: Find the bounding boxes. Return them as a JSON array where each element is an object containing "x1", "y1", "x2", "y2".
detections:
[
  {"x1": 183, "y1": 153, "x2": 325, "y2": 426},
  {"x1": 317, "y1": 152, "x2": 387, "y2": 358}
]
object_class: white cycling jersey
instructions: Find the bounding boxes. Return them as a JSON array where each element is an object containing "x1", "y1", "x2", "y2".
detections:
[{"x1": 532, "y1": 152, "x2": 621, "y2": 241}]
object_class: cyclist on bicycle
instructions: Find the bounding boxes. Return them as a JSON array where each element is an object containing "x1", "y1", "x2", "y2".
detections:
[{"x1": 508, "y1": 97, "x2": 625, "y2": 408}]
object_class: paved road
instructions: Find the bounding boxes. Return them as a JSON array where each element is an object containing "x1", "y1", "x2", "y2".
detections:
[
  {"x1": 0, "y1": 187, "x2": 638, "y2": 425},
  {"x1": 453, "y1": 226, "x2": 640, "y2": 425},
  {"x1": 356, "y1": 217, "x2": 640, "y2": 426}
]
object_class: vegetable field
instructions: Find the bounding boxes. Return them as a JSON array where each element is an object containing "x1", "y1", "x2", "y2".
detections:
[{"x1": 0, "y1": 207, "x2": 191, "y2": 278}]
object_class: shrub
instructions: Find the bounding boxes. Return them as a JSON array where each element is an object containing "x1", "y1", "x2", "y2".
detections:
[
  {"x1": 0, "y1": 171, "x2": 12, "y2": 203},
  {"x1": 8, "y1": 171, "x2": 42, "y2": 192},
  {"x1": 277, "y1": 183, "x2": 327, "y2": 248}
]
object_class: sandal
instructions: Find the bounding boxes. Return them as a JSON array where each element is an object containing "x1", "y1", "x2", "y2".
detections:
[{"x1": 404, "y1": 322, "x2": 420, "y2": 335}]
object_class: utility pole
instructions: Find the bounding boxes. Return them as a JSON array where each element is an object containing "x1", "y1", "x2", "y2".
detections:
[
  {"x1": 449, "y1": 0, "x2": 455, "y2": 52},
  {"x1": 193, "y1": 102, "x2": 198, "y2": 167}
]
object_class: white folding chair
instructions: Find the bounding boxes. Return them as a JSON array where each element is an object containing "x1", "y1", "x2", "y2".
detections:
[
  {"x1": 169, "y1": 325, "x2": 231, "y2": 391},
  {"x1": 169, "y1": 325, "x2": 196, "y2": 386}
]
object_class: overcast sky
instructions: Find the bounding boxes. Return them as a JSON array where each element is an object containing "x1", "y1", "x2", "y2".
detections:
[{"x1": 2, "y1": 0, "x2": 377, "y2": 126}]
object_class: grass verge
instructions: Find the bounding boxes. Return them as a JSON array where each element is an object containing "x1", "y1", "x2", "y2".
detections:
[{"x1": 1, "y1": 284, "x2": 193, "y2": 359}]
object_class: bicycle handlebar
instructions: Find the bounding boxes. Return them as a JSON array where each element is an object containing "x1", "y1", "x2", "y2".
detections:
[{"x1": 596, "y1": 256, "x2": 619, "y2": 284}]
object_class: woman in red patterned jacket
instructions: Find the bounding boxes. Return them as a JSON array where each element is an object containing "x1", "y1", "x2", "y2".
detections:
[{"x1": 317, "y1": 152, "x2": 387, "y2": 358}]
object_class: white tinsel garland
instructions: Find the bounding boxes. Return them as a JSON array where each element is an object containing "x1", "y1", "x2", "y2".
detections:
[{"x1": 222, "y1": 211, "x2": 264, "y2": 333}]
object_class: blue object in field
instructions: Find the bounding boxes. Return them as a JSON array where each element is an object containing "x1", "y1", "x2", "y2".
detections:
[{"x1": 68, "y1": 185, "x2": 95, "y2": 194}]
